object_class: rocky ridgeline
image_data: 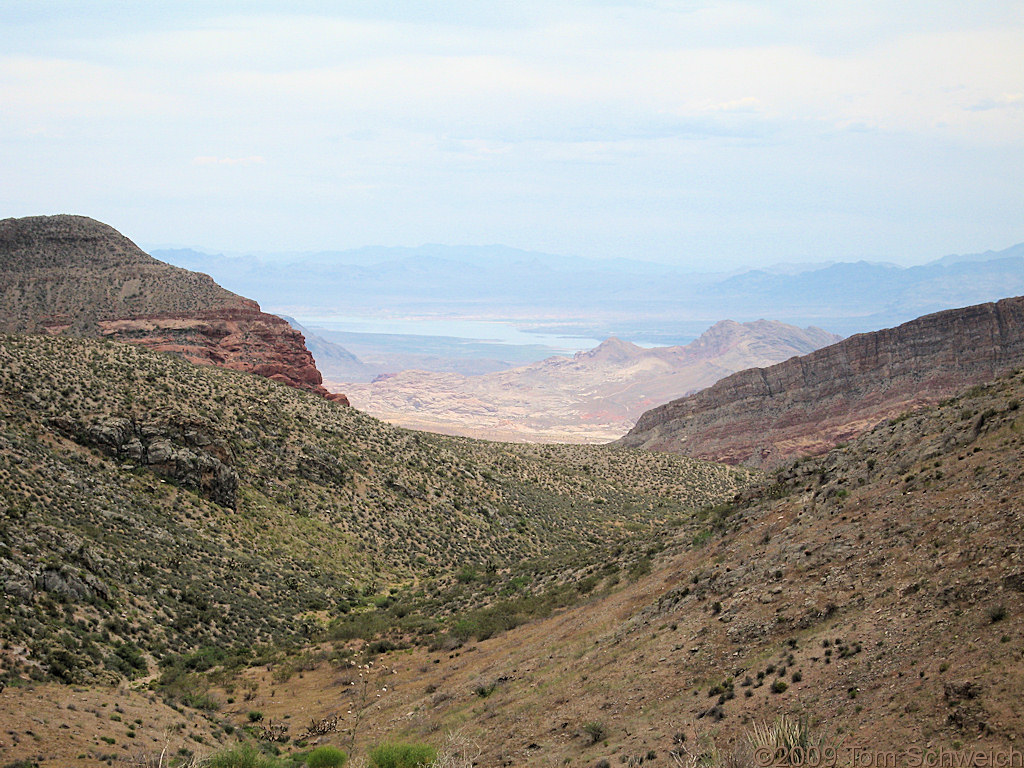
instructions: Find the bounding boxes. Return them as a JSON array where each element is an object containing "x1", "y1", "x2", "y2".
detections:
[
  {"x1": 0, "y1": 214, "x2": 347, "y2": 403},
  {"x1": 620, "y1": 295, "x2": 1024, "y2": 467}
]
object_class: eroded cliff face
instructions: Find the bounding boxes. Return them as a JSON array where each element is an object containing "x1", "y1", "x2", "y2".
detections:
[
  {"x1": 95, "y1": 310, "x2": 349, "y2": 402},
  {"x1": 0, "y1": 215, "x2": 348, "y2": 404},
  {"x1": 619, "y1": 296, "x2": 1024, "y2": 468}
]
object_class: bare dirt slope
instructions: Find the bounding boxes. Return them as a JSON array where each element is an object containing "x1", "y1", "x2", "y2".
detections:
[{"x1": 215, "y1": 368, "x2": 1024, "y2": 766}]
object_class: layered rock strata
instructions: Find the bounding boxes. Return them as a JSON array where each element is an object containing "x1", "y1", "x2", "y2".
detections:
[{"x1": 620, "y1": 296, "x2": 1024, "y2": 467}]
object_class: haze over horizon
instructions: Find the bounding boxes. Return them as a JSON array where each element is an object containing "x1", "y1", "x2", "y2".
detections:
[{"x1": 2, "y1": 2, "x2": 1023, "y2": 270}]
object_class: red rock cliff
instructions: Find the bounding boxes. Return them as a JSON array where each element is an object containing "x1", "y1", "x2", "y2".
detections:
[
  {"x1": 619, "y1": 296, "x2": 1024, "y2": 467},
  {"x1": 0, "y1": 215, "x2": 348, "y2": 404}
]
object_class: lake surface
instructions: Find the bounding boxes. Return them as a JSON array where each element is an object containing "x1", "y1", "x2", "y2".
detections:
[{"x1": 296, "y1": 315, "x2": 604, "y2": 353}]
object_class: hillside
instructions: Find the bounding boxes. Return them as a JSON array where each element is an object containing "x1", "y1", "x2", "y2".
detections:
[
  {"x1": 340, "y1": 320, "x2": 839, "y2": 443},
  {"x1": 4, "y1": 339, "x2": 1022, "y2": 766},
  {"x1": 296, "y1": 358, "x2": 1022, "y2": 765},
  {"x1": 621, "y1": 295, "x2": 1024, "y2": 467},
  {"x1": 0, "y1": 215, "x2": 344, "y2": 400},
  {"x1": 0, "y1": 334, "x2": 750, "y2": 693},
  {"x1": 0, "y1": 215, "x2": 255, "y2": 332}
]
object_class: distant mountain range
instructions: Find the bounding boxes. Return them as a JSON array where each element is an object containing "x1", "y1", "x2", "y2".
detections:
[
  {"x1": 340, "y1": 320, "x2": 840, "y2": 442},
  {"x1": 153, "y1": 242, "x2": 1024, "y2": 340}
]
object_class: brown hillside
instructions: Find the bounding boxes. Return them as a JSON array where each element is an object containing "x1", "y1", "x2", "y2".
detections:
[
  {"x1": 620, "y1": 295, "x2": 1024, "y2": 467},
  {"x1": 202, "y1": 369, "x2": 1024, "y2": 766},
  {"x1": 0, "y1": 215, "x2": 346, "y2": 401},
  {"x1": 2, "y1": 333, "x2": 1023, "y2": 766}
]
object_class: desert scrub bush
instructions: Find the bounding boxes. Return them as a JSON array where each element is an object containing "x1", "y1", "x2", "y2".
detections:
[
  {"x1": 583, "y1": 721, "x2": 607, "y2": 744},
  {"x1": 367, "y1": 742, "x2": 437, "y2": 768},
  {"x1": 628, "y1": 557, "x2": 652, "y2": 580},
  {"x1": 691, "y1": 529, "x2": 714, "y2": 548},
  {"x1": 472, "y1": 681, "x2": 497, "y2": 698},
  {"x1": 429, "y1": 730, "x2": 480, "y2": 768},
  {"x1": 306, "y1": 745, "x2": 348, "y2": 768},
  {"x1": 328, "y1": 611, "x2": 391, "y2": 642}
]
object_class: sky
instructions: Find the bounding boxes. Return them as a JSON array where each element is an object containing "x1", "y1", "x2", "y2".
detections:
[{"x1": 2, "y1": 1, "x2": 1023, "y2": 269}]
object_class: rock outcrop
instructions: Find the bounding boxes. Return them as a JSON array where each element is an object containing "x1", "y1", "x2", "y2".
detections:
[
  {"x1": 619, "y1": 295, "x2": 1024, "y2": 467},
  {"x1": 56, "y1": 415, "x2": 240, "y2": 508},
  {"x1": 0, "y1": 215, "x2": 347, "y2": 403}
]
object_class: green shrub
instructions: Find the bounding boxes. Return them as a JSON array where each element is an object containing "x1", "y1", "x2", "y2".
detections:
[
  {"x1": 628, "y1": 557, "x2": 652, "y2": 580},
  {"x1": 368, "y1": 742, "x2": 437, "y2": 768},
  {"x1": 206, "y1": 743, "x2": 281, "y2": 768},
  {"x1": 181, "y1": 690, "x2": 219, "y2": 711},
  {"x1": 306, "y1": 745, "x2": 348, "y2": 768},
  {"x1": 473, "y1": 681, "x2": 497, "y2": 698}
]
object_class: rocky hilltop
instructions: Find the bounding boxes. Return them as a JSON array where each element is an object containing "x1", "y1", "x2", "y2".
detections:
[
  {"x1": 620, "y1": 295, "x2": 1024, "y2": 466},
  {"x1": 0, "y1": 215, "x2": 347, "y2": 402},
  {"x1": 341, "y1": 319, "x2": 839, "y2": 442}
]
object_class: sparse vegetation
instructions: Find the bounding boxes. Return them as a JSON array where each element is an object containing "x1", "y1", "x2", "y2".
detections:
[
  {"x1": 748, "y1": 716, "x2": 823, "y2": 762},
  {"x1": 4, "y1": 303, "x2": 1024, "y2": 766},
  {"x1": 205, "y1": 743, "x2": 281, "y2": 768},
  {"x1": 583, "y1": 721, "x2": 607, "y2": 744},
  {"x1": 0, "y1": 334, "x2": 751, "y2": 686}
]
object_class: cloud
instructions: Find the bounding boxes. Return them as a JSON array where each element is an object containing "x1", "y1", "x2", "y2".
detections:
[
  {"x1": 2, "y1": 2, "x2": 1023, "y2": 264},
  {"x1": 705, "y1": 97, "x2": 762, "y2": 113},
  {"x1": 966, "y1": 93, "x2": 1024, "y2": 112},
  {"x1": 192, "y1": 156, "x2": 265, "y2": 166}
]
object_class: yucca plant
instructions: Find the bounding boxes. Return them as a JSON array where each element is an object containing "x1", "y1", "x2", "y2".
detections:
[{"x1": 748, "y1": 716, "x2": 821, "y2": 761}]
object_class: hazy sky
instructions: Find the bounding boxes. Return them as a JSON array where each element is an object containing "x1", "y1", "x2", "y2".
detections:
[{"x1": 2, "y1": 1, "x2": 1023, "y2": 268}]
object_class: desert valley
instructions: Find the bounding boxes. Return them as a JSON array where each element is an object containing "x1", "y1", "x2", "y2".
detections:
[
  {"x1": 2, "y1": 215, "x2": 1024, "y2": 768},
  {"x1": 3, "y1": 3, "x2": 1023, "y2": 767}
]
